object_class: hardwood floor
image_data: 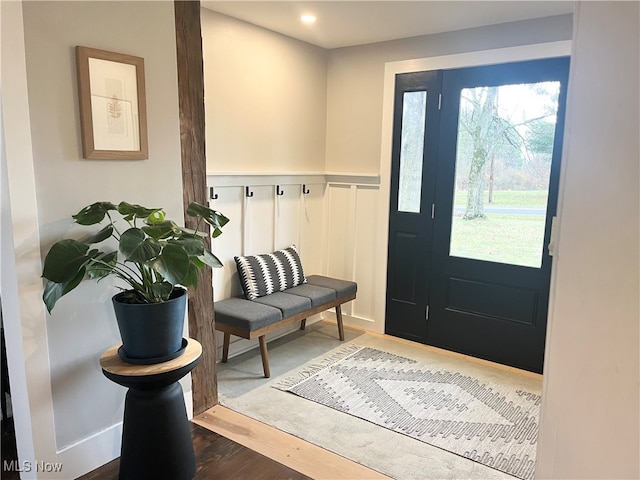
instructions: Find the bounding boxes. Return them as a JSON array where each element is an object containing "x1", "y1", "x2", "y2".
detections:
[
  {"x1": 18, "y1": 322, "x2": 541, "y2": 480},
  {"x1": 78, "y1": 405, "x2": 388, "y2": 480},
  {"x1": 195, "y1": 405, "x2": 391, "y2": 480},
  {"x1": 78, "y1": 422, "x2": 310, "y2": 480}
]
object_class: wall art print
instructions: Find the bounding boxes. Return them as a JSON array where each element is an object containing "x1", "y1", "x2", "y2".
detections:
[{"x1": 76, "y1": 46, "x2": 148, "y2": 160}]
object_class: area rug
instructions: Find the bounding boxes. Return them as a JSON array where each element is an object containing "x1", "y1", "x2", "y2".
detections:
[{"x1": 274, "y1": 344, "x2": 541, "y2": 480}]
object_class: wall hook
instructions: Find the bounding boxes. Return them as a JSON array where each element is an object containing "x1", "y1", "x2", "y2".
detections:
[
  {"x1": 246, "y1": 186, "x2": 254, "y2": 198},
  {"x1": 276, "y1": 185, "x2": 284, "y2": 196},
  {"x1": 209, "y1": 187, "x2": 218, "y2": 200},
  {"x1": 302, "y1": 184, "x2": 310, "y2": 195}
]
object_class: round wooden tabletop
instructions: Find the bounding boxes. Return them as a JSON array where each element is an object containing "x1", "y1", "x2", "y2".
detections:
[{"x1": 100, "y1": 337, "x2": 202, "y2": 377}]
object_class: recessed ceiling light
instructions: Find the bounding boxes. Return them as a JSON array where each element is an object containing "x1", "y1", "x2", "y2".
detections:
[{"x1": 300, "y1": 14, "x2": 316, "y2": 24}]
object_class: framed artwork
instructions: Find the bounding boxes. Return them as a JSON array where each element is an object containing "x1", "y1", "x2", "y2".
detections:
[{"x1": 76, "y1": 46, "x2": 148, "y2": 160}]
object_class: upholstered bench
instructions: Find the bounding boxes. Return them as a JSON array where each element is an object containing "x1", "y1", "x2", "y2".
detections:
[{"x1": 214, "y1": 246, "x2": 357, "y2": 378}]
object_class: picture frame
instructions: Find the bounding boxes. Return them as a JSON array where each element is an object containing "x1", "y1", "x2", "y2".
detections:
[{"x1": 76, "y1": 46, "x2": 148, "y2": 160}]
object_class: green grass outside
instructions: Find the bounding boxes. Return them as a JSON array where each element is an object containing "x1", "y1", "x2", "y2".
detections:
[
  {"x1": 450, "y1": 214, "x2": 546, "y2": 268},
  {"x1": 453, "y1": 189, "x2": 548, "y2": 208}
]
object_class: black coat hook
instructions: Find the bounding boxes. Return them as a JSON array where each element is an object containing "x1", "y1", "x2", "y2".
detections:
[
  {"x1": 246, "y1": 186, "x2": 254, "y2": 198},
  {"x1": 302, "y1": 184, "x2": 310, "y2": 195},
  {"x1": 209, "y1": 187, "x2": 218, "y2": 200},
  {"x1": 276, "y1": 185, "x2": 284, "y2": 196}
]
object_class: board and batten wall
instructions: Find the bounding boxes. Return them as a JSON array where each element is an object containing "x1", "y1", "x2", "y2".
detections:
[
  {"x1": 206, "y1": 174, "x2": 381, "y2": 358},
  {"x1": 201, "y1": 10, "x2": 574, "y2": 358},
  {"x1": 2, "y1": 1, "x2": 185, "y2": 478}
]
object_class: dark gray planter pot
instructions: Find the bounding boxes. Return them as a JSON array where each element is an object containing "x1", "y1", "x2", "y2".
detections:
[{"x1": 112, "y1": 287, "x2": 187, "y2": 364}]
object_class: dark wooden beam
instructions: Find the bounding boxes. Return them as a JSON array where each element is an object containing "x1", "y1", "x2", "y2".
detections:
[{"x1": 174, "y1": 0, "x2": 217, "y2": 414}]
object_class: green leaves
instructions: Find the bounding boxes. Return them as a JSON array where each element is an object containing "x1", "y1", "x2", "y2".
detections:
[
  {"x1": 150, "y1": 243, "x2": 190, "y2": 286},
  {"x1": 42, "y1": 200, "x2": 229, "y2": 312},
  {"x1": 186, "y1": 202, "x2": 229, "y2": 238},
  {"x1": 42, "y1": 239, "x2": 90, "y2": 283},
  {"x1": 168, "y1": 237, "x2": 204, "y2": 257},
  {"x1": 117, "y1": 202, "x2": 162, "y2": 222},
  {"x1": 86, "y1": 251, "x2": 117, "y2": 279},
  {"x1": 41, "y1": 240, "x2": 115, "y2": 312},
  {"x1": 142, "y1": 220, "x2": 179, "y2": 240},
  {"x1": 43, "y1": 268, "x2": 86, "y2": 314},
  {"x1": 82, "y1": 225, "x2": 113, "y2": 244},
  {"x1": 201, "y1": 249, "x2": 223, "y2": 268},
  {"x1": 150, "y1": 282, "x2": 174, "y2": 301},
  {"x1": 72, "y1": 202, "x2": 117, "y2": 225},
  {"x1": 120, "y1": 228, "x2": 161, "y2": 263}
]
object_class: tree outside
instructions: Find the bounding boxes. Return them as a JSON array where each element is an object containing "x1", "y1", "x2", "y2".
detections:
[
  {"x1": 450, "y1": 81, "x2": 561, "y2": 267},
  {"x1": 397, "y1": 91, "x2": 427, "y2": 213}
]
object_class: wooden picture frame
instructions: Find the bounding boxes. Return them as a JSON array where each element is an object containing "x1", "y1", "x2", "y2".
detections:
[{"x1": 76, "y1": 46, "x2": 148, "y2": 160}]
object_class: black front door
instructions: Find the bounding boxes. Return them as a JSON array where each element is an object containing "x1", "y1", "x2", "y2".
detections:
[
  {"x1": 385, "y1": 58, "x2": 570, "y2": 373},
  {"x1": 385, "y1": 70, "x2": 441, "y2": 343}
]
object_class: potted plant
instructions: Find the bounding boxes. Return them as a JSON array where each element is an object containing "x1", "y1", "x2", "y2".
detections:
[{"x1": 42, "y1": 201, "x2": 229, "y2": 364}]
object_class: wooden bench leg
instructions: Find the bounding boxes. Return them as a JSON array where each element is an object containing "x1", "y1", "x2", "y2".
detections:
[
  {"x1": 336, "y1": 305, "x2": 345, "y2": 341},
  {"x1": 258, "y1": 336, "x2": 271, "y2": 378},
  {"x1": 300, "y1": 318, "x2": 306, "y2": 330},
  {"x1": 222, "y1": 332, "x2": 230, "y2": 363}
]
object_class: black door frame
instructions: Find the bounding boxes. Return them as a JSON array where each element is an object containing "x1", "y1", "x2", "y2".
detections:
[{"x1": 385, "y1": 56, "x2": 570, "y2": 373}]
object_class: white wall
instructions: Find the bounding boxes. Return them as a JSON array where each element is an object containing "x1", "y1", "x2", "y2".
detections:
[
  {"x1": 326, "y1": 14, "x2": 573, "y2": 174},
  {"x1": 200, "y1": 6, "x2": 335, "y2": 349},
  {"x1": 202, "y1": 13, "x2": 574, "y2": 340},
  {"x1": 201, "y1": 8, "x2": 638, "y2": 477},
  {"x1": 1, "y1": 3, "x2": 40, "y2": 473},
  {"x1": 536, "y1": 3, "x2": 640, "y2": 478},
  {"x1": 2, "y1": 1, "x2": 185, "y2": 477},
  {"x1": 201, "y1": 10, "x2": 328, "y2": 174},
  {"x1": 5, "y1": 1, "x2": 633, "y2": 476},
  {"x1": 323, "y1": 16, "x2": 573, "y2": 334}
]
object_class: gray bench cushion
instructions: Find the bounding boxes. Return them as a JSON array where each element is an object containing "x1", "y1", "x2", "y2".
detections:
[
  {"x1": 285, "y1": 284, "x2": 336, "y2": 306},
  {"x1": 253, "y1": 292, "x2": 312, "y2": 318},
  {"x1": 306, "y1": 275, "x2": 357, "y2": 298},
  {"x1": 215, "y1": 297, "x2": 283, "y2": 331}
]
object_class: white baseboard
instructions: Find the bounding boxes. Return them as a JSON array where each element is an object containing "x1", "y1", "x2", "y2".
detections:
[
  {"x1": 54, "y1": 423, "x2": 121, "y2": 479},
  {"x1": 322, "y1": 310, "x2": 382, "y2": 334},
  {"x1": 51, "y1": 384, "x2": 193, "y2": 479}
]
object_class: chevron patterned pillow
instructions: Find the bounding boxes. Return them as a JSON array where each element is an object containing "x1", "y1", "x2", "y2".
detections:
[{"x1": 234, "y1": 245, "x2": 307, "y2": 300}]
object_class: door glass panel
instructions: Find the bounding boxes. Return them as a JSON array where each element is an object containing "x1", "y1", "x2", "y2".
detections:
[
  {"x1": 397, "y1": 91, "x2": 426, "y2": 213},
  {"x1": 449, "y1": 81, "x2": 561, "y2": 267}
]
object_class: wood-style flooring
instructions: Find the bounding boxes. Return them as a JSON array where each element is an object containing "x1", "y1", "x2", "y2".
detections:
[
  {"x1": 195, "y1": 405, "x2": 390, "y2": 480},
  {"x1": 78, "y1": 404, "x2": 388, "y2": 480},
  {"x1": 78, "y1": 422, "x2": 310, "y2": 480},
  {"x1": 21, "y1": 322, "x2": 542, "y2": 480}
]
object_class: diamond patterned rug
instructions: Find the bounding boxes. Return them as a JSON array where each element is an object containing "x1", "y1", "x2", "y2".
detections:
[{"x1": 275, "y1": 345, "x2": 540, "y2": 480}]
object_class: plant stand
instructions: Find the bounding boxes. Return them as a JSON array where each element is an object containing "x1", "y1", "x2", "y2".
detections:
[{"x1": 100, "y1": 338, "x2": 202, "y2": 480}]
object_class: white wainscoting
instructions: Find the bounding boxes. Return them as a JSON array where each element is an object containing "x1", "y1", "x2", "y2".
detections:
[{"x1": 207, "y1": 172, "x2": 381, "y2": 360}]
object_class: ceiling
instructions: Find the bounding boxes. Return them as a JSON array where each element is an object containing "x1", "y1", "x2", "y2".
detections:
[{"x1": 201, "y1": 1, "x2": 574, "y2": 49}]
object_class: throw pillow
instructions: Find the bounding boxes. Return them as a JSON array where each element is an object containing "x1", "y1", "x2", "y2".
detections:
[{"x1": 234, "y1": 245, "x2": 307, "y2": 300}]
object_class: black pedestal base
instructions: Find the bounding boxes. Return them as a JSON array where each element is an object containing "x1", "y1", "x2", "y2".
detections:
[
  {"x1": 101, "y1": 341, "x2": 201, "y2": 480},
  {"x1": 119, "y1": 382, "x2": 195, "y2": 480}
]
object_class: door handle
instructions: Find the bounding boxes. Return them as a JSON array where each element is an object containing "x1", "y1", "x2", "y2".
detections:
[{"x1": 548, "y1": 216, "x2": 558, "y2": 256}]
